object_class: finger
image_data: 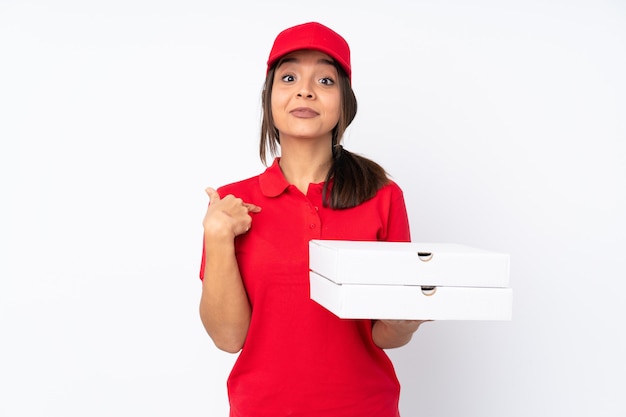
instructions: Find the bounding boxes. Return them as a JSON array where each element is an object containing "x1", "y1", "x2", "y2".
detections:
[
  {"x1": 243, "y1": 203, "x2": 262, "y2": 213},
  {"x1": 205, "y1": 187, "x2": 220, "y2": 203}
]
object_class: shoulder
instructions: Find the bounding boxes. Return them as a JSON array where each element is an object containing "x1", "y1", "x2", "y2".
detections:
[
  {"x1": 383, "y1": 179, "x2": 404, "y2": 193},
  {"x1": 216, "y1": 159, "x2": 286, "y2": 199},
  {"x1": 378, "y1": 179, "x2": 406, "y2": 201},
  {"x1": 350, "y1": 179, "x2": 407, "y2": 211},
  {"x1": 216, "y1": 174, "x2": 261, "y2": 197}
]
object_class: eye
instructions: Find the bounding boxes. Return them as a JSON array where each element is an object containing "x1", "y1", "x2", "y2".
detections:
[
  {"x1": 281, "y1": 74, "x2": 296, "y2": 82},
  {"x1": 319, "y1": 77, "x2": 335, "y2": 86}
]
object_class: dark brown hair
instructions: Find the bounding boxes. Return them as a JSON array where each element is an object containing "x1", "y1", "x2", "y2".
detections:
[{"x1": 260, "y1": 61, "x2": 389, "y2": 209}]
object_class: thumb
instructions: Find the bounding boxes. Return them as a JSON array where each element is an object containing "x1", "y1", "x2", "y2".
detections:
[{"x1": 205, "y1": 187, "x2": 220, "y2": 204}]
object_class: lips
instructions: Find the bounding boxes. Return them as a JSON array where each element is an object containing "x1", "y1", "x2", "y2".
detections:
[{"x1": 290, "y1": 107, "x2": 319, "y2": 118}]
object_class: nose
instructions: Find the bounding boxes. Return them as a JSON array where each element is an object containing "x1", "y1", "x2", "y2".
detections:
[{"x1": 296, "y1": 79, "x2": 315, "y2": 99}]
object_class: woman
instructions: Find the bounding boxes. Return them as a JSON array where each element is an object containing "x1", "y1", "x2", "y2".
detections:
[{"x1": 199, "y1": 21, "x2": 427, "y2": 417}]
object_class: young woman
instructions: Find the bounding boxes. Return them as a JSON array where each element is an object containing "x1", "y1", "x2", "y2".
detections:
[{"x1": 199, "y1": 22, "x2": 427, "y2": 417}]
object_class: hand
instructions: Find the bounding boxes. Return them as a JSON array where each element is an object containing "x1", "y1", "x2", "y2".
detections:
[
  {"x1": 372, "y1": 319, "x2": 433, "y2": 349},
  {"x1": 203, "y1": 187, "x2": 261, "y2": 239},
  {"x1": 379, "y1": 319, "x2": 431, "y2": 335}
]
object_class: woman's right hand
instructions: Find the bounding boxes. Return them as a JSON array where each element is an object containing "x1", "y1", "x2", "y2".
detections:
[{"x1": 203, "y1": 187, "x2": 261, "y2": 239}]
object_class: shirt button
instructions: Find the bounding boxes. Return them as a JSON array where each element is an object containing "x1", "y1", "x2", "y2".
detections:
[{"x1": 310, "y1": 224, "x2": 316, "y2": 229}]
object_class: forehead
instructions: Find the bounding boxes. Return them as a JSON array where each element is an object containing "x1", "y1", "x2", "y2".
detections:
[{"x1": 276, "y1": 50, "x2": 337, "y2": 69}]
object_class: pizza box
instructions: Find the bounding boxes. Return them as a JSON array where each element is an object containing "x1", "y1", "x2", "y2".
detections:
[{"x1": 309, "y1": 240, "x2": 512, "y2": 320}]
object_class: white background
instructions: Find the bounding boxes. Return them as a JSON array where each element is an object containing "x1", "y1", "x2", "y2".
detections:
[{"x1": 1, "y1": 1, "x2": 625, "y2": 416}]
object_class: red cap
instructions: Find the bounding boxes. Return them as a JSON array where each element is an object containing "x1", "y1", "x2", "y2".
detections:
[{"x1": 267, "y1": 22, "x2": 351, "y2": 81}]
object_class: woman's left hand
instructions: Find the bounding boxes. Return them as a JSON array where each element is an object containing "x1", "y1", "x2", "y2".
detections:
[
  {"x1": 380, "y1": 319, "x2": 430, "y2": 333},
  {"x1": 372, "y1": 319, "x2": 432, "y2": 349}
]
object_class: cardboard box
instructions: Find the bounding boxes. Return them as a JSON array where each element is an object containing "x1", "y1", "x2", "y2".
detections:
[{"x1": 309, "y1": 240, "x2": 512, "y2": 321}]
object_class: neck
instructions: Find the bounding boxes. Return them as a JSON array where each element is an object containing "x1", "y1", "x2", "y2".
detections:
[{"x1": 278, "y1": 140, "x2": 333, "y2": 194}]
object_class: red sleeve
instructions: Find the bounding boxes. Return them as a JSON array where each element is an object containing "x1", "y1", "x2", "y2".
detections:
[{"x1": 383, "y1": 182, "x2": 411, "y2": 243}]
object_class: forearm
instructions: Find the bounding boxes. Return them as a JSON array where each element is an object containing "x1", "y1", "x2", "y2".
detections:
[
  {"x1": 199, "y1": 236, "x2": 251, "y2": 353},
  {"x1": 371, "y1": 320, "x2": 427, "y2": 349}
]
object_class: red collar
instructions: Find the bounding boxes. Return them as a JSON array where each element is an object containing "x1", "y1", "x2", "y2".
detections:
[
  {"x1": 259, "y1": 158, "x2": 290, "y2": 197},
  {"x1": 259, "y1": 157, "x2": 331, "y2": 197}
]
